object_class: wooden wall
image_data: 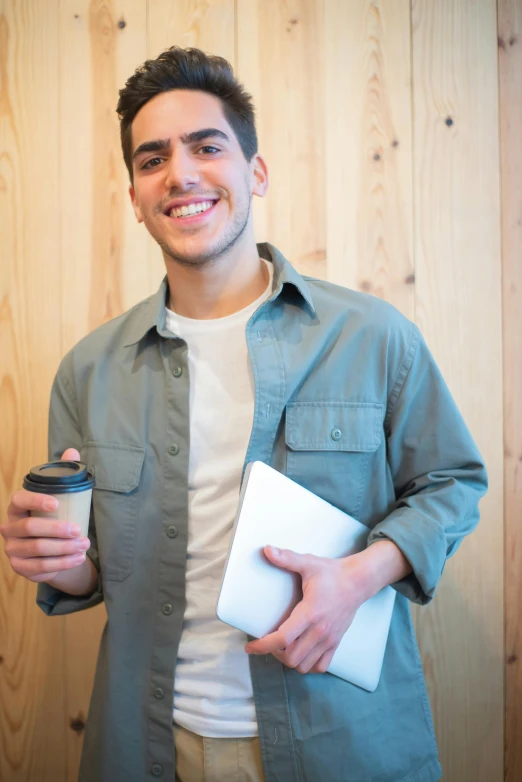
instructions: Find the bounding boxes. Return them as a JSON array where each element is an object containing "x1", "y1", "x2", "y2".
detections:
[
  {"x1": 0, "y1": 1, "x2": 517, "y2": 780},
  {"x1": 499, "y1": 1, "x2": 522, "y2": 779}
]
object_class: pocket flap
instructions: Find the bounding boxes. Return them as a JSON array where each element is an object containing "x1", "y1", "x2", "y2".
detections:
[
  {"x1": 83, "y1": 441, "x2": 145, "y2": 492},
  {"x1": 285, "y1": 402, "x2": 384, "y2": 452}
]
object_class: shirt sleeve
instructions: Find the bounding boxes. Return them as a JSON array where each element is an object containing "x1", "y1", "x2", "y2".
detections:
[
  {"x1": 36, "y1": 353, "x2": 104, "y2": 616},
  {"x1": 366, "y1": 325, "x2": 488, "y2": 605}
]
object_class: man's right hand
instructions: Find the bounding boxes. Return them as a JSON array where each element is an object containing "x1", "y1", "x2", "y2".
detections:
[{"x1": 0, "y1": 448, "x2": 91, "y2": 584}]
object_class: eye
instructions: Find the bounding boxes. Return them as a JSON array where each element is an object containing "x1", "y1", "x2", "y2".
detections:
[
  {"x1": 198, "y1": 145, "x2": 220, "y2": 155},
  {"x1": 142, "y1": 157, "x2": 163, "y2": 170}
]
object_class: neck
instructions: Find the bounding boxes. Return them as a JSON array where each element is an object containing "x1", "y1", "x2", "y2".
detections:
[{"x1": 165, "y1": 241, "x2": 269, "y2": 319}]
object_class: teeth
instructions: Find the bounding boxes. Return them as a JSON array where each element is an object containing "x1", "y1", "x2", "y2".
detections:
[{"x1": 169, "y1": 200, "x2": 215, "y2": 218}]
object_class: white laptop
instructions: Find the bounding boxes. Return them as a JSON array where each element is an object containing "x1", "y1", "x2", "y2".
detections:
[{"x1": 216, "y1": 461, "x2": 396, "y2": 692}]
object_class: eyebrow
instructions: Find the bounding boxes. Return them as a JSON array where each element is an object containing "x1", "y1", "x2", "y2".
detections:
[{"x1": 132, "y1": 128, "x2": 230, "y2": 162}]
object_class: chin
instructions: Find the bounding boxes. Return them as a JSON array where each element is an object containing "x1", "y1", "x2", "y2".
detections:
[{"x1": 162, "y1": 239, "x2": 223, "y2": 267}]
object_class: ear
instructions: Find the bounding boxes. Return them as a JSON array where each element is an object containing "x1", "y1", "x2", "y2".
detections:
[
  {"x1": 251, "y1": 153, "x2": 268, "y2": 199},
  {"x1": 129, "y1": 184, "x2": 144, "y2": 223}
]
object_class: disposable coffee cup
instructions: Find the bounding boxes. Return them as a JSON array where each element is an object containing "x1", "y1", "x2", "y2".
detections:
[{"x1": 23, "y1": 460, "x2": 95, "y2": 537}]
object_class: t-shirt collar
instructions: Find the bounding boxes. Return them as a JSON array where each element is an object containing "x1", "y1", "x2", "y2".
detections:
[{"x1": 123, "y1": 241, "x2": 316, "y2": 348}]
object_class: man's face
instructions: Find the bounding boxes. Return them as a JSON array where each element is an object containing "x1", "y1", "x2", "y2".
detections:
[{"x1": 129, "y1": 89, "x2": 267, "y2": 267}]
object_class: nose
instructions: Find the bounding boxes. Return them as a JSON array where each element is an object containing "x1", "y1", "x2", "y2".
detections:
[{"x1": 164, "y1": 147, "x2": 200, "y2": 190}]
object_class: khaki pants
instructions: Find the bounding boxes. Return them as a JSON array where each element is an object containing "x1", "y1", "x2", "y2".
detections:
[{"x1": 173, "y1": 722, "x2": 266, "y2": 782}]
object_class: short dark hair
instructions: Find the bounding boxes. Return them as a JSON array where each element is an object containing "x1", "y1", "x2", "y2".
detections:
[{"x1": 116, "y1": 46, "x2": 258, "y2": 185}]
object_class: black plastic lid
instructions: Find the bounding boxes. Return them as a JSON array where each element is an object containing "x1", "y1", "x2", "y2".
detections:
[{"x1": 23, "y1": 461, "x2": 95, "y2": 494}]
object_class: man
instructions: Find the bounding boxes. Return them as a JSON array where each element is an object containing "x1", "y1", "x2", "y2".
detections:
[{"x1": 1, "y1": 46, "x2": 487, "y2": 782}]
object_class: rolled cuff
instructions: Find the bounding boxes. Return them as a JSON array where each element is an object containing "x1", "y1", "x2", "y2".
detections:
[
  {"x1": 36, "y1": 550, "x2": 104, "y2": 616},
  {"x1": 367, "y1": 508, "x2": 449, "y2": 605}
]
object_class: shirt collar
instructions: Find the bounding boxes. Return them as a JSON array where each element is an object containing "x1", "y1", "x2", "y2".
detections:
[{"x1": 123, "y1": 241, "x2": 316, "y2": 348}]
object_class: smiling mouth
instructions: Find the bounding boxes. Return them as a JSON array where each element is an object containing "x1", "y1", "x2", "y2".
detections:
[{"x1": 164, "y1": 199, "x2": 219, "y2": 223}]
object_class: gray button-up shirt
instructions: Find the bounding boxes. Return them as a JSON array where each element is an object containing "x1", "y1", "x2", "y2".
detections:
[{"x1": 37, "y1": 242, "x2": 487, "y2": 782}]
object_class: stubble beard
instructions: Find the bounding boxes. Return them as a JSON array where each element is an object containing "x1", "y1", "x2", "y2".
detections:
[{"x1": 153, "y1": 185, "x2": 252, "y2": 270}]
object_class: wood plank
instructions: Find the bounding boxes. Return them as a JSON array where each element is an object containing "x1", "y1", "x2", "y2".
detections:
[
  {"x1": 0, "y1": 2, "x2": 509, "y2": 779},
  {"x1": 148, "y1": 0, "x2": 235, "y2": 55},
  {"x1": 0, "y1": 1, "x2": 67, "y2": 780},
  {"x1": 324, "y1": 0, "x2": 414, "y2": 314},
  {"x1": 59, "y1": 0, "x2": 151, "y2": 358},
  {"x1": 497, "y1": 2, "x2": 522, "y2": 780},
  {"x1": 411, "y1": 1, "x2": 504, "y2": 779},
  {"x1": 146, "y1": 0, "x2": 236, "y2": 289},
  {"x1": 237, "y1": 0, "x2": 326, "y2": 279},
  {"x1": 57, "y1": 2, "x2": 148, "y2": 780}
]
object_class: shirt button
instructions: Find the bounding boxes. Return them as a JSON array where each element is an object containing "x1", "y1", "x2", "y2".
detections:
[
  {"x1": 154, "y1": 687, "x2": 165, "y2": 699},
  {"x1": 162, "y1": 603, "x2": 173, "y2": 616},
  {"x1": 167, "y1": 525, "x2": 178, "y2": 538},
  {"x1": 331, "y1": 428, "x2": 342, "y2": 441},
  {"x1": 151, "y1": 764, "x2": 163, "y2": 777},
  {"x1": 172, "y1": 366, "x2": 182, "y2": 377},
  {"x1": 168, "y1": 444, "x2": 179, "y2": 455}
]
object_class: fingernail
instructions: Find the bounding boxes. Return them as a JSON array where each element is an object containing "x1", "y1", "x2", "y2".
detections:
[
  {"x1": 44, "y1": 499, "x2": 58, "y2": 511},
  {"x1": 69, "y1": 523, "x2": 81, "y2": 536},
  {"x1": 271, "y1": 547, "x2": 280, "y2": 556}
]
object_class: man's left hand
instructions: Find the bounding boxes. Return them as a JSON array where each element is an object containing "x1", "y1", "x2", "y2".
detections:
[{"x1": 244, "y1": 545, "x2": 372, "y2": 674}]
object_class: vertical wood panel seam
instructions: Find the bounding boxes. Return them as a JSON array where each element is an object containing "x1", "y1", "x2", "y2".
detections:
[
  {"x1": 58, "y1": 0, "x2": 64, "y2": 360},
  {"x1": 233, "y1": 0, "x2": 238, "y2": 79},
  {"x1": 57, "y1": 0, "x2": 69, "y2": 776},
  {"x1": 146, "y1": 0, "x2": 149, "y2": 58},
  {"x1": 492, "y1": 10, "x2": 507, "y2": 774},
  {"x1": 496, "y1": 0, "x2": 507, "y2": 776},
  {"x1": 409, "y1": 0, "x2": 417, "y2": 327}
]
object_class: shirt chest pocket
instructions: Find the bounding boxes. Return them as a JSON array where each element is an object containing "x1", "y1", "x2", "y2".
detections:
[
  {"x1": 285, "y1": 402, "x2": 384, "y2": 519},
  {"x1": 82, "y1": 441, "x2": 146, "y2": 582}
]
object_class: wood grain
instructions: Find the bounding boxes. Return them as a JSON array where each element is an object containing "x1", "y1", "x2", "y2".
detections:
[
  {"x1": 324, "y1": 0, "x2": 414, "y2": 314},
  {"x1": 237, "y1": 0, "x2": 326, "y2": 279},
  {"x1": 57, "y1": 2, "x2": 148, "y2": 779},
  {"x1": 498, "y1": 2, "x2": 522, "y2": 781},
  {"x1": 148, "y1": 0, "x2": 235, "y2": 55},
  {"x1": 59, "y1": 0, "x2": 151, "y2": 358},
  {"x1": 411, "y1": 1, "x2": 504, "y2": 780},
  {"x1": 0, "y1": 1, "x2": 67, "y2": 780},
  {"x1": 0, "y1": 1, "x2": 514, "y2": 779},
  {"x1": 146, "y1": 0, "x2": 236, "y2": 289}
]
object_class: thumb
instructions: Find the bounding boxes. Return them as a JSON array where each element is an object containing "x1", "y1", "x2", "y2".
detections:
[
  {"x1": 61, "y1": 448, "x2": 80, "y2": 461},
  {"x1": 263, "y1": 545, "x2": 314, "y2": 576}
]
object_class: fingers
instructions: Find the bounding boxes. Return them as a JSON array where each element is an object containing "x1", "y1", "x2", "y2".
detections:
[
  {"x1": 2, "y1": 515, "x2": 80, "y2": 540},
  {"x1": 61, "y1": 448, "x2": 80, "y2": 461},
  {"x1": 280, "y1": 622, "x2": 332, "y2": 669},
  {"x1": 3, "y1": 513, "x2": 89, "y2": 581},
  {"x1": 245, "y1": 600, "x2": 315, "y2": 655},
  {"x1": 263, "y1": 545, "x2": 316, "y2": 576},
  {"x1": 309, "y1": 648, "x2": 337, "y2": 675},
  {"x1": 270, "y1": 619, "x2": 336, "y2": 673},
  {"x1": 270, "y1": 634, "x2": 334, "y2": 674},
  {"x1": 5, "y1": 534, "x2": 90, "y2": 560},
  {"x1": 9, "y1": 551, "x2": 88, "y2": 580},
  {"x1": 1, "y1": 448, "x2": 85, "y2": 584},
  {"x1": 292, "y1": 638, "x2": 333, "y2": 674},
  {"x1": 8, "y1": 489, "x2": 58, "y2": 520}
]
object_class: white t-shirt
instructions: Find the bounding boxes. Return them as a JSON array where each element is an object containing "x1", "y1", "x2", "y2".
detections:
[{"x1": 166, "y1": 259, "x2": 274, "y2": 738}]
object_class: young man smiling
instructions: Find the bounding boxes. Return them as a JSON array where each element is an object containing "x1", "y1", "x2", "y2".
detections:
[{"x1": 2, "y1": 47, "x2": 487, "y2": 782}]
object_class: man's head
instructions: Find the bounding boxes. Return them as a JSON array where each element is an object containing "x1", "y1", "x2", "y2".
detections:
[{"x1": 116, "y1": 47, "x2": 268, "y2": 268}]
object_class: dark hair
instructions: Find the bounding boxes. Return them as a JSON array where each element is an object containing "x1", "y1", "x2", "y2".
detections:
[{"x1": 116, "y1": 46, "x2": 258, "y2": 185}]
